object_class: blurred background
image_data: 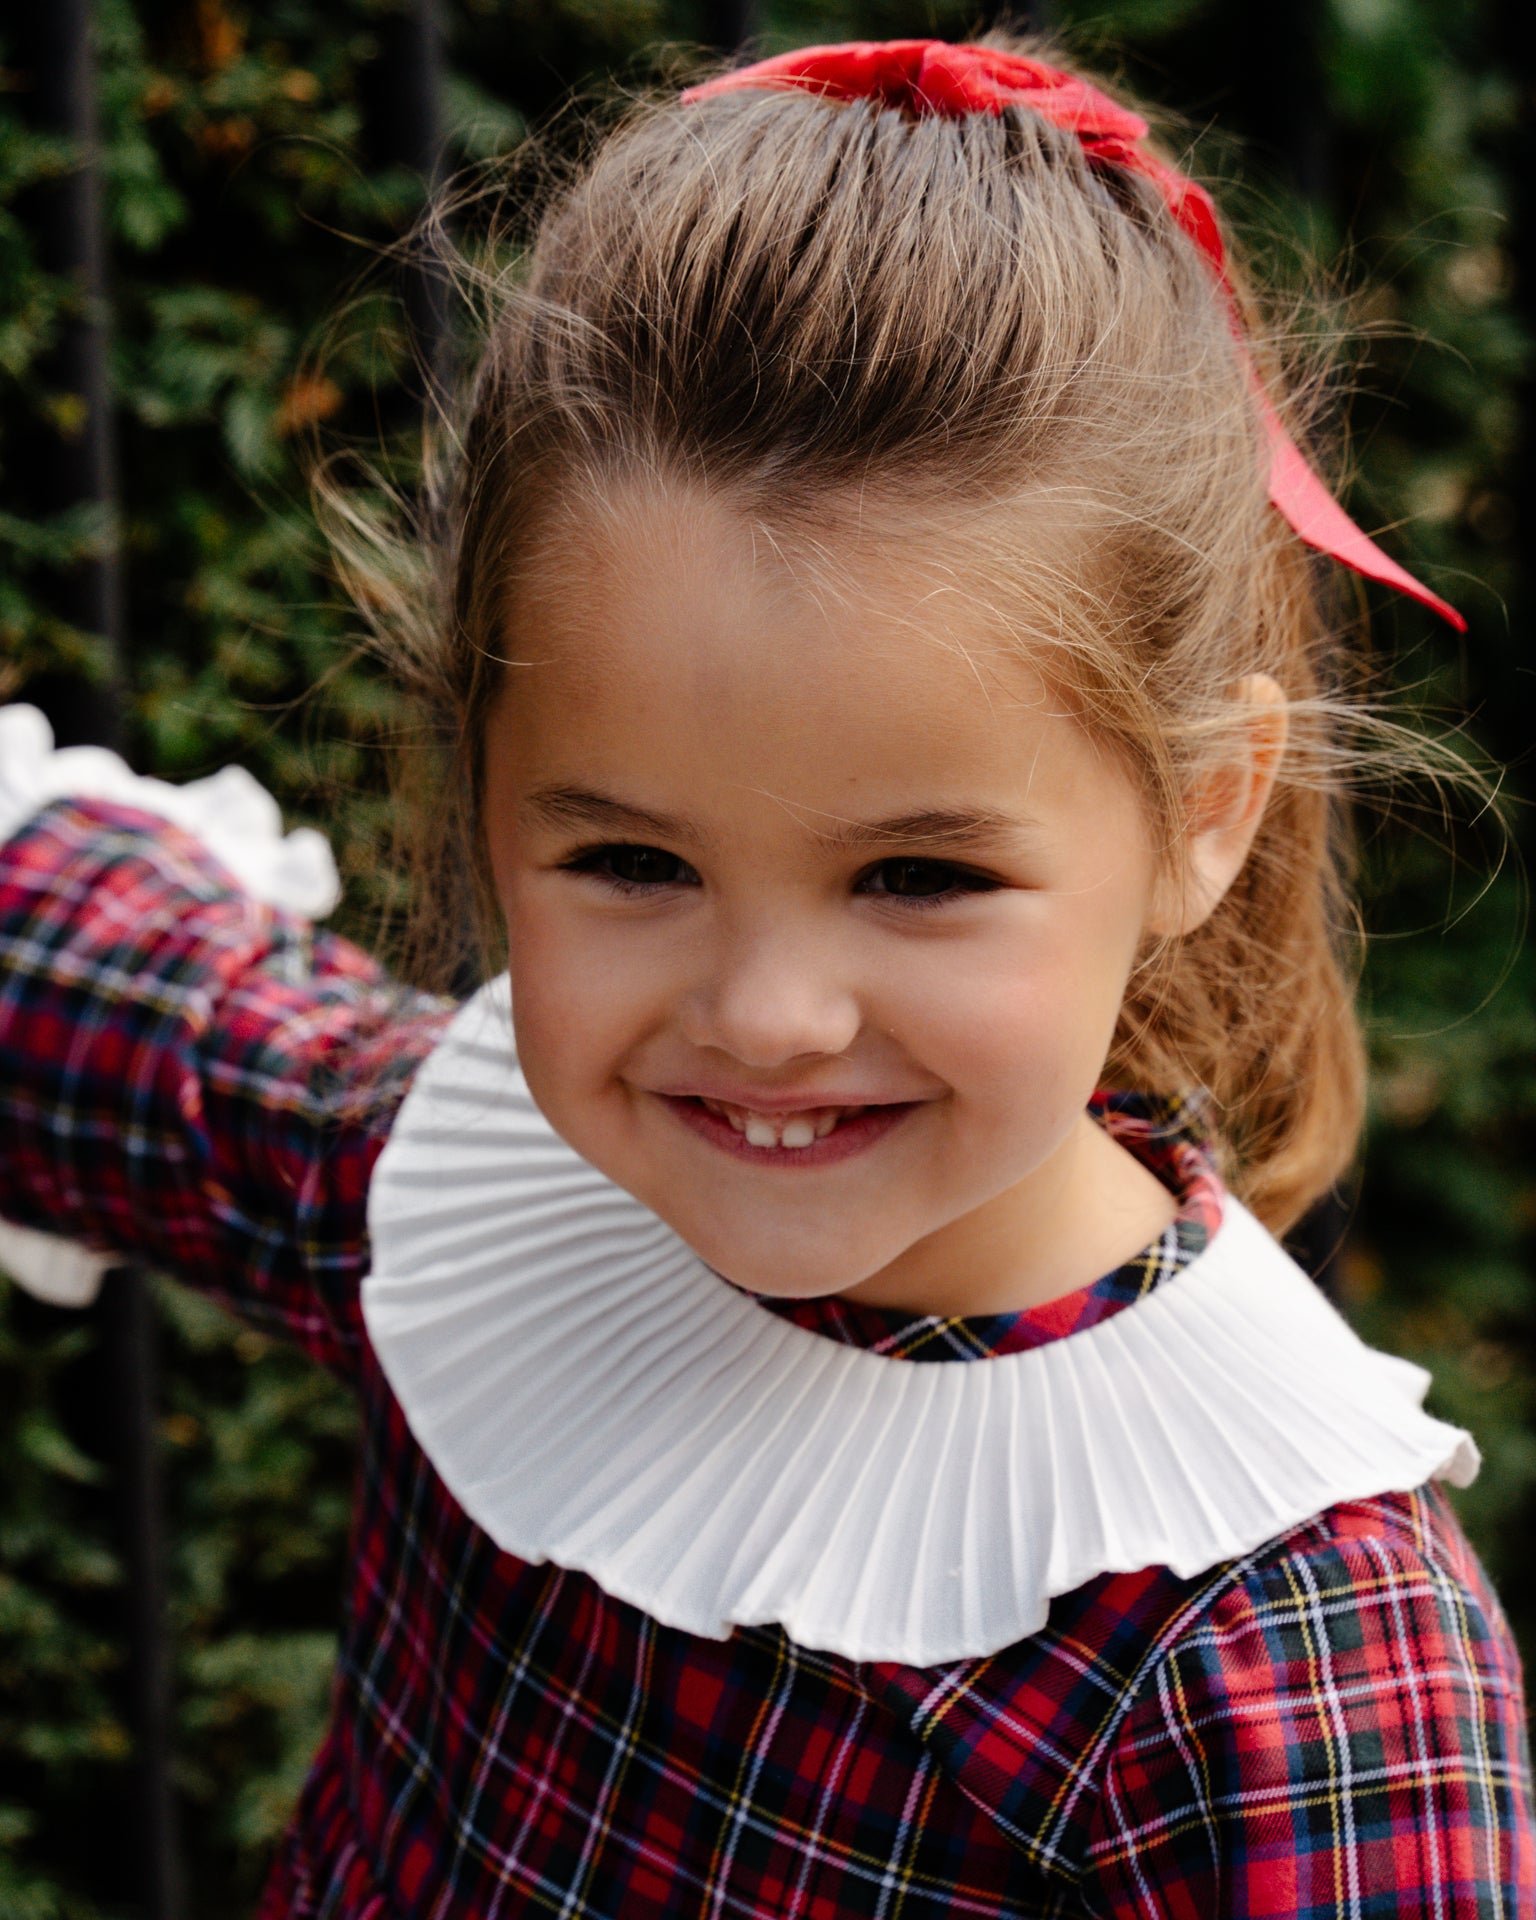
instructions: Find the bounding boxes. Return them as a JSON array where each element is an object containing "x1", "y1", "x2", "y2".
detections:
[{"x1": 0, "y1": 0, "x2": 1531, "y2": 1914}]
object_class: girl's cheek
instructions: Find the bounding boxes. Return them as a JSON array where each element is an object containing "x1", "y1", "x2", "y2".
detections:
[
  {"x1": 505, "y1": 887, "x2": 599, "y2": 1083},
  {"x1": 911, "y1": 930, "x2": 1126, "y2": 1110},
  {"x1": 507, "y1": 889, "x2": 667, "y2": 1094}
]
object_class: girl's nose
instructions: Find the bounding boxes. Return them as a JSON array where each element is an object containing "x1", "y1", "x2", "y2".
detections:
[{"x1": 679, "y1": 926, "x2": 862, "y2": 1068}]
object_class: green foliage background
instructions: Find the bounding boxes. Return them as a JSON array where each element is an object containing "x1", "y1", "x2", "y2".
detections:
[{"x1": 0, "y1": 0, "x2": 1529, "y2": 1912}]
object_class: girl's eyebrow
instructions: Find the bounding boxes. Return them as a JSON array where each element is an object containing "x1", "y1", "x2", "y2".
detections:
[
  {"x1": 523, "y1": 785, "x2": 705, "y2": 844},
  {"x1": 525, "y1": 785, "x2": 1031, "y2": 853},
  {"x1": 819, "y1": 808, "x2": 1031, "y2": 852}
]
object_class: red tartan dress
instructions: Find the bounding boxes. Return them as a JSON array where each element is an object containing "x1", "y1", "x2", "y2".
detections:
[{"x1": 1, "y1": 791, "x2": 1533, "y2": 1919}]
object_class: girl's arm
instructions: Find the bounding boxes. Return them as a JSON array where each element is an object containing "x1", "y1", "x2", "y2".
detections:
[
  {"x1": 0, "y1": 715, "x2": 451, "y2": 1381},
  {"x1": 1082, "y1": 1490, "x2": 1535, "y2": 1917}
]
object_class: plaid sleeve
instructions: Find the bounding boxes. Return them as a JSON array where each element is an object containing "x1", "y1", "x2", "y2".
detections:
[
  {"x1": 1082, "y1": 1492, "x2": 1536, "y2": 1918},
  {"x1": 0, "y1": 797, "x2": 451, "y2": 1379}
]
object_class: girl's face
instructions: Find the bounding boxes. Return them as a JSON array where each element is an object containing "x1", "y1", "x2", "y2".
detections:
[{"x1": 482, "y1": 480, "x2": 1181, "y2": 1312}]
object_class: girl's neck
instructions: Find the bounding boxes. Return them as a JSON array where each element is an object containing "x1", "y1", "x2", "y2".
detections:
[{"x1": 839, "y1": 1110, "x2": 1178, "y2": 1319}]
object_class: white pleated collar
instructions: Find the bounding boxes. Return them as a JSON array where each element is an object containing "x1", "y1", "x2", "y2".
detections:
[{"x1": 362, "y1": 978, "x2": 1478, "y2": 1666}]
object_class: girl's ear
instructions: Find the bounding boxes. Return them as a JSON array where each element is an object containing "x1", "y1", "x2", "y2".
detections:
[{"x1": 1148, "y1": 675, "x2": 1289, "y2": 939}]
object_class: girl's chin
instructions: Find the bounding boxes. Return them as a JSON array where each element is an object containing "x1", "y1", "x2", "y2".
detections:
[
  {"x1": 701, "y1": 1257, "x2": 882, "y2": 1303},
  {"x1": 557, "y1": 1090, "x2": 947, "y2": 1298},
  {"x1": 665, "y1": 1218, "x2": 910, "y2": 1302}
]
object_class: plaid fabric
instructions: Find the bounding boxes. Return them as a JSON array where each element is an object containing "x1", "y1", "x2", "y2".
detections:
[
  {"x1": 0, "y1": 797, "x2": 447, "y2": 1377},
  {"x1": 2, "y1": 797, "x2": 1532, "y2": 1919}
]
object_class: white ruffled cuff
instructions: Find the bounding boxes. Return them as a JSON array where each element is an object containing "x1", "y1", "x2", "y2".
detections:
[
  {"x1": 0, "y1": 703, "x2": 341, "y2": 919},
  {"x1": 0, "y1": 1218, "x2": 112, "y2": 1308},
  {"x1": 0, "y1": 702, "x2": 343, "y2": 1307}
]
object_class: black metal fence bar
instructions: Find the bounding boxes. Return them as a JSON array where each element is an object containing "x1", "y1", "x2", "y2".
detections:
[
  {"x1": 104, "y1": 1266, "x2": 183, "y2": 1919},
  {"x1": 1234, "y1": 0, "x2": 1329, "y2": 205},
  {"x1": 701, "y1": 0, "x2": 758, "y2": 52},
  {"x1": 363, "y1": 0, "x2": 450, "y2": 409},
  {"x1": 1496, "y1": 0, "x2": 1535, "y2": 769},
  {"x1": 10, "y1": 5, "x2": 185, "y2": 1917},
  {"x1": 12, "y1": 0, "x2": 126, "y2": 745}
]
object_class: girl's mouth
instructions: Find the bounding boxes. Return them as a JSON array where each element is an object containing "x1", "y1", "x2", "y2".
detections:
[{"x1": 657, "y1": 1094, "x2": 917, "y2": 1166}]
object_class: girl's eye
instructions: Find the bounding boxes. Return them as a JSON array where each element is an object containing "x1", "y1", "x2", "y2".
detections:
[
  {"x1": 563, "y1": 843, "x2": 700, "y2": 891},
  {"x1": 856, "y1": 859, "x2": 1000, "y2": 905}
]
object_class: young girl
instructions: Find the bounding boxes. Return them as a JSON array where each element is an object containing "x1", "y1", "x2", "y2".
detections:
[{"x1": 2, "y1": 34, "x2": 1532, "y2": 1918}]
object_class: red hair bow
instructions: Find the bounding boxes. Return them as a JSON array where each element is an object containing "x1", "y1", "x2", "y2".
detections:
[{"x1": 684, "y1": 40, "x2": 1465, "y2": 631}]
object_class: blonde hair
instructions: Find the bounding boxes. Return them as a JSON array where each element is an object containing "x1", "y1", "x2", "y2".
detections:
[{"x1": 326, "y1": 35, "x2": 1467, "y2": 1235}]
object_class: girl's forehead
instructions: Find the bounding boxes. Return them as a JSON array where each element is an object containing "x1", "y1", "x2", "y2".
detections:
[
  {"x1": 507, "y1": 476, "x2": 1067, "y2": 755},
  {"x1": 489, "y1": 476, "x2": 1145, "y2": 857}
]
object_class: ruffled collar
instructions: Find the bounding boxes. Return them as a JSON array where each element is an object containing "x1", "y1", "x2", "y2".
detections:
[
  {"x1": 362, "y1": 977, "x2": 1478, "y2": 1666},
  {"x1": 753, "y1": 1090, "x2": 1220, "y2": 1361}
]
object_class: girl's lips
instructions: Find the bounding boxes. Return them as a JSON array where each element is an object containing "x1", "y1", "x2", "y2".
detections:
[{"x1": 657, "y1": 1093, "x2": 918, "y2": 1167}]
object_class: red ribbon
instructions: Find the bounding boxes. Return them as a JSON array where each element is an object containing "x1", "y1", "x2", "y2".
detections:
[{"x1": 684, "y1": 40, "x2": 1465, "y2": 631}]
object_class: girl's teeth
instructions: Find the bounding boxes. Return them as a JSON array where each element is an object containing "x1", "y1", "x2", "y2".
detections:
[{"x1": 694, "y1": 1098, "x2": 874, "y2": 1149}]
